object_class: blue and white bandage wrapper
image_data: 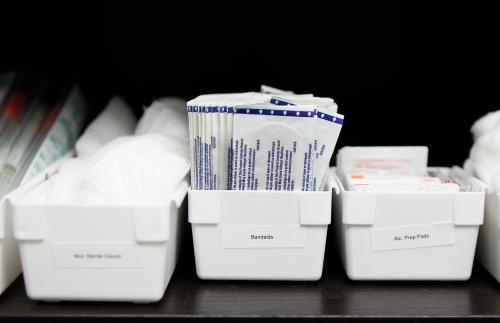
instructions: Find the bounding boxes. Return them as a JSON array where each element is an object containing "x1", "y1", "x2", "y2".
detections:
[{"x1": 187, "y1": 87, "x2": 344, "y2": 191}]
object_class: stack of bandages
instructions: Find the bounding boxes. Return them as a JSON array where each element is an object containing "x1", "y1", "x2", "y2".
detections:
[{"x1": 187, "y1": 86, "x2": 344, "y2": 191}]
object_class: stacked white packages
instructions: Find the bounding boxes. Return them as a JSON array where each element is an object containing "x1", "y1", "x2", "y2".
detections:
[
  {"x1": 337, "y1": 146, "x2": 462, "y2": 192},
  {"x1": 187, "y1": 86, "x2": 344, "y2": 191}
]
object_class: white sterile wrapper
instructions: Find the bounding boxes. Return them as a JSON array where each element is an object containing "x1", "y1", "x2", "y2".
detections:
[
  {"x1": 211, "y1": 106, "x2": 220, "y2": 189},
  {"x1": 218, "y1": 106, "x2": 227, "y2": 189},
  {"x1": 187, "y1": 104, "x2": 200, "y2": 189},
  {"x1": 196, "y1": 106, "x2": 204, "y2": 189},
  {"x1": 187, "y1": 105, "x2": 197, "y2": 189},
  {"x1": 226, "y1": 106, "x2": 234, "y2": 189},
  {"x1": 200, "y1": 106, "x2": 207, "y2": 189},
  {"x1": 269, "y1": 95, "x2": 337, "y2": 112},
  {"x1": 261, "y1": 85, "x2": 294, "y2": 95},
  {"x1": 232, "y1": 104, "x2": 316, "y2": 191},
  {"x1": 313, "y1": 107, "x2": 344, "y2": 190},
  {"x1": 268, "y1": 95, "x2": 343, "y2": 190},
  {"x1": 218, "y1": 93, "x2": 272, "y2": 190},
  {"x1": 203, "y1": 106, "x2": 212, "y2": 189},
  {"x1": 260, "y1": 85, "x2": 314, "y2": 97}
]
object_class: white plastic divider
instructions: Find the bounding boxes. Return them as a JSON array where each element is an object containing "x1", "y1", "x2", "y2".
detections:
[
  {"x1": 333, "y1": 167, "x2": 487, "y2": 280},
  {"x1": 11, "y1": 175, "x2": 188, "y2": 302},
  {"x1": 189, "y1": 171, "x2": 337, "y2": 281},
  {"x1": 0, "y1": 153, "x2": 73, "y2": 295}
]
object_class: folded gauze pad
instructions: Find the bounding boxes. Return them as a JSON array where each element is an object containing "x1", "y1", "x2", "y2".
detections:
[
  {"x1": 135, "y1": 98, "x2": 188, "y2": 144},
  {"x1": 75, "y1": 134, "x2": 189, "y2": 205},
  {"x1": 75, "y1": 96, "x2": 137, "y2": 157}
]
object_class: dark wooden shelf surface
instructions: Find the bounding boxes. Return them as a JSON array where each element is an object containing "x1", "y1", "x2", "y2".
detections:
[{"x1": 1, "y1": 248, "x2": 500, "y2": 322}]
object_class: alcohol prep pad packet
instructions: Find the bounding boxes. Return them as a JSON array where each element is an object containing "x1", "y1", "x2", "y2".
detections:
[{"x1": 187, "y1": 87, "x2": 344, "y2": 191}]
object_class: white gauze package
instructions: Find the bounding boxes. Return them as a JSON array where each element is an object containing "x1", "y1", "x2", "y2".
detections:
[{"x1": 232, "y1": 104, "x2": 315, "y2": 191}]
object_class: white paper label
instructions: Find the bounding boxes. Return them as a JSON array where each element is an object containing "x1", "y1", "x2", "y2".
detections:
[
  {"x1": 371, "y1": 222, "x2": 455, "y2": 251},
  {"x1": 221, "y1": 225, "x2": 305, "y2": 249},
  {"x1": 52, "y1": 243, "x2": 144, "y2": 269}
]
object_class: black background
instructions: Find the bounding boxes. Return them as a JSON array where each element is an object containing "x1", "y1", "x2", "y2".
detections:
[{"x1": 0, "y1": 1, "x2": 498, "y2": 167}]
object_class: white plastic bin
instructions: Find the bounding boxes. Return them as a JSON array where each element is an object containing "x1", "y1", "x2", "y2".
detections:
[
  {"x1": 477, "y1": 191, "x2": 500, "y2": 283},
  {"x1": 333, "y1": 167, "x2": 486, "y2": 280},
  {"x1": 11, "y1": 175, "x2": 188, "y2": 302},
  {"x1": 0, "y1": 156, "x2": 71, "y2": 295},
  {"x1": 189, "y1": 176, "x2": 335, "y2": 281}
]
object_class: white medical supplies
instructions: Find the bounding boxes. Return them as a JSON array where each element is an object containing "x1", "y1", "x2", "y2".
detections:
[
  {"x1": 188, "y1": 87, "x2": 342, "y2": 281},
  {"x1": 465, "y1": 110, "x2": 500, "y2": 284},
  {"x1": 75, "y1": 96, "x2": 136, "y2": 157},
  {"x1": 11, "y1": 97, "x2": 190, "y2": 302},
  {"x1": 48, "y1": 98, "x2": 189, "y2": 206},
  {"x1": 187, "y1": 87, "x2": 344, "y2": 191},
  {"x1": 333, "y1": 146, "x2": 486, "y2": 280}
]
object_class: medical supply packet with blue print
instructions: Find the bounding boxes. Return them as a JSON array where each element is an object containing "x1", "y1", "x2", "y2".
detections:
[{"x1": 187, "y1": 86, "x2": 344, "y2": 191}]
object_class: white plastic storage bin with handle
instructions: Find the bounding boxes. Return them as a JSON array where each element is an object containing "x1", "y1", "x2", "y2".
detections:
[
  {"x1": 11, "y1": 174, "x2": 188, "y2": 302},
  {"x1": 477, "y1": 191, "x2": 500, "y2": 283},
  {"x1": 333, "y1": 147, "x2": 487, "y2": 281},
  {"x1": 0, "y1": 156, "x2": 71, "y2": 295},
  {"x1": 189, "y1": 172, "x2": 336, "y2": 281}
]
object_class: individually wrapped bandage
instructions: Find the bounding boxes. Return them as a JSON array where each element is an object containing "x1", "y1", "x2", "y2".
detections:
[
  {"x1": 187, "y1": 92, "x2": 271, "y2": 190},
  {"x1": 269, "y1": 95, "x2": 343, "y2": 190},
  {"x1": 232, "y1": 104, "x2": 316, "y2": 191}
]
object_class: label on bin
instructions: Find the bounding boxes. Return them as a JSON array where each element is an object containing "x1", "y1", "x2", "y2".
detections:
[
  {"x1": 221, "y1": 225, "x2": 305, "y2": 248},
  {"x1": 51, "y1": 243, "x2": 144, "y2": 268},
  {"x1": 370, "y1": 222, "x2": 455, "y2": 251}
]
